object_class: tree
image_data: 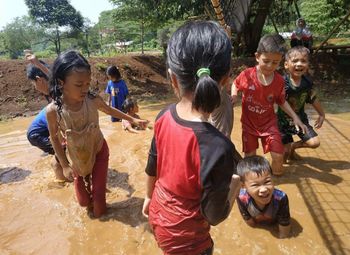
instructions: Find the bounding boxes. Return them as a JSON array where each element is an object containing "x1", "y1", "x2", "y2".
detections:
[
  {"x1": 300, "y1": 0, "x2": 350, "y2": 35},
  {"x1": 25, "y1": 0, "x2": 84, "y2": 54},
  {"x1": 0, "y1": 16, "x2": 45, "y2": 59}
]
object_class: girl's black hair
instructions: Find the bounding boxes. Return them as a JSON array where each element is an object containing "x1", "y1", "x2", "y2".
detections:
[
  {"x1": 257, "y1": 34, "x2": 287, "y2": 55},
  {"x1": 167, "y1": 20, "x2": 232, "y2": 113},
  {"x1": 122, "y1": 98, "x2": 137, "y2": 113},
  {"x1": 106, "y1": 65, "x2": 121, "y2": 80},
  {"x1": 26, "y1": 60, "x2": 49, "y2": 81},
  {"x1": 49, "y1": 50, "x2": 91, "y2": 113},
  {"x1": 236, "y1": 155, "x2": 272, "y2": 182}
]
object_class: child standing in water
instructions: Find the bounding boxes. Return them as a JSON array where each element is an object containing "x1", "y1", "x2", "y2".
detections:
[
  {"x1": 231, "y1": 34, "x2": 307, "y2": 176},
  {"x1": 142, "y1": 21, "x2": 241, "y2": 255},
  {"x1": 105, "y1": 65, "x2": 129, "y2": 122},
  {"x1": 46, "y1": 50, "x2": 147, "y2": 217},
  {"x1": 277, "y1": 46, "x2": 325, "y2": 161},
  {"x1": 236, "y1": 155, "x2": 291, "y2": 238}
]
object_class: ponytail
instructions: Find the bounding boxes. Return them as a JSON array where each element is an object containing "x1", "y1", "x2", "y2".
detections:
[{"x1": 193, "y1": 71, "x2": 220, "y2": 113}]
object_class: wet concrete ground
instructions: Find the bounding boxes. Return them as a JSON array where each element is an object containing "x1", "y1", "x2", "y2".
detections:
[{"x1": 0, "y1": 103, "x2": 349, "y2": 255}]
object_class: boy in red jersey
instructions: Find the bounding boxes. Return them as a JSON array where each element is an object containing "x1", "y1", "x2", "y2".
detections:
[{"x1": 231, "y1": 34, "x2": 307, "y2": 175}]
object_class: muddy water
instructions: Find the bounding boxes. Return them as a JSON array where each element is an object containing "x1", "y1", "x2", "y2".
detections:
[{"x1": 1, "y1": 103, "x2": 349, "y2": 255}]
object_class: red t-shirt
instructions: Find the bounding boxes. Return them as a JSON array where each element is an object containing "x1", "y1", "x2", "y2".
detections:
[
  {"x1": 145, "y1": 104, "x2": 238, "y2": 255},
  {"x1": 234, "y1": 67, "x2": 285, "y2": 136}
]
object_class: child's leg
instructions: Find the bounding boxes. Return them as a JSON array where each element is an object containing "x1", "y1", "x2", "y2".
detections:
[
  {"x1": 50, "y1": 157, "x2": 67, "y2": 181},
  {"x1": 74, "y1": 175, "x2": 92, "y2": 207},
  {"x1": 242, "y1": 131, "x2": 258, "y2": 158},
  {"x1": 291, "y1": 125, "x2": 320, "y2": 159},
  {"x1": 91, "y1": 140, "x2": 109, "y2": 217},
  {"x1": 262, "y1": 133, "x2": 284, "y2": 175}
]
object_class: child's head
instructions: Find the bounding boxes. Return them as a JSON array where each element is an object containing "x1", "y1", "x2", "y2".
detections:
[
  {"x1": 106, "y1": 65, "x2": 121, "y2": 82},
  {"x1": 166, "y1": 20, "x2": 232, "y2": 113},
  {"x1": 237, "y1": 156, "x2": 274, "y2": 207},
  {"x1": 284, "y1": 46, "x2": 309, "y2": 78},
  {"x1": 255, "y1": 34, "x2": 287, "y2": 76},
  {"x1": 296, "y1": 18, "x2": 306, "y2": 28},
  {"x1": 122, "y1": 98, "x2": 138, "y2": 114},
  {"x1": 49, "y1": 50, "x2": 91, "y2": 109},
  {"x1": 26, "y1": 61, "x2": 49, "y2": 95}
]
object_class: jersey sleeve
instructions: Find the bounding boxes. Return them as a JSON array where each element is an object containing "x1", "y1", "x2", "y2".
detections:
[
  {"x1": 145, "y1": 137, "x2": 157, "y2": 176},
  {"x1": 233, "y1": 70, "x2": 246, "y2": 91},
  {"x1": 237, "y1": 197, "x2": 252, "y2": 221},
  {"x1": 276, "y1": 194, "x2": 291, "y2": 226},
  {"x1": 200, "y1": 141, "x2": 237, "y2": 225},
  {"x1": 105, "y1": 81, "x2": 111, "y2": 94}
]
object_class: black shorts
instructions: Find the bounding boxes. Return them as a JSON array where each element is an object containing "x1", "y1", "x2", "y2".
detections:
[
  {"x1": 27, "y1": 131, "x2": 54, "y2": 155},
  {"x1": 281, "y1": 123, "x2": 318, "y2": 145}
]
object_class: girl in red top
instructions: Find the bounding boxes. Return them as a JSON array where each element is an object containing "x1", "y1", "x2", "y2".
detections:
[
  {"x1": 142, "y1": 21, "x2": 241, "y2": 255},
  {"x1": 231, "y1": 34, "x2": 307, "y2": 175}
]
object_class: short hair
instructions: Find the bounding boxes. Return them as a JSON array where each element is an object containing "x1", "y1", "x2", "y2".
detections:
[
  {"x1": 26, "y1": 60, "x2": 49, "y2": 81},
  {"x1": 122, "y1": 98, "x2": 137, "y2": 113},
  {"x1": 285, "y1": 46, "x2": 310, "y2": 61},
  {"x1": 257, "y1": 34, "x2": 287, "y2": 55},
  {"x1": 106, "y1": 65, "x2": 121, "y2": 80},
  {"x1": 237, "y1": 155, "x2": 272, "y2": 182}
]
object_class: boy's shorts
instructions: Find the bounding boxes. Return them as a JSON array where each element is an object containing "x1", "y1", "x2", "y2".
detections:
[
  {"x1": 242, "y1": 131, "x2": 284, "y2": 154},
  {"x1": 281, "y1": 123, "x2": 318, "y2": 144}
]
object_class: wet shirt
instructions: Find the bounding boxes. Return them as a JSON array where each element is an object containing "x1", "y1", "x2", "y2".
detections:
[
  {"x1": 277, "y1": 75, "x2": 317, "y2": 133},
  {"x1": 105, "y1": 79, "x2": 129, "y2": 111},
  {"x1": 145, "y1": 104, "x2": 238, "y2": 255},
  {"x1": 237, "y1": 188, "x2": 290, "y2": 226},
  {"x1": 27, "y1": 107, "x2": 48, "y2": 135},
  {"x1": 234, "y1": 67, "x2": 285, "y2": 136}
]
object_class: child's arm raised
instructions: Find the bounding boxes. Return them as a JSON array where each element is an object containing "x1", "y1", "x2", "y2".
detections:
[
  {"x1": 280, "y1": 101, "x2": 308, "y2": 134},
  {"x1": 46, "y1": 104, "x2": 73, "y2": 181},
  {"x1": 25, "y1": 52, "x2": 50, "y2": 76},
  {"x1": 93, "y1": 96, "x2": 149, "y2": 128},
  {"x1": 312, "y1": 99, "x2": 325, "y2": 129}
]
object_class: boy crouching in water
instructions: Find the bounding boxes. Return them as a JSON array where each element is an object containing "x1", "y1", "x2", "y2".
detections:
[{"x1": 236, "y1": 155, "x2": 291, "y2": 238}]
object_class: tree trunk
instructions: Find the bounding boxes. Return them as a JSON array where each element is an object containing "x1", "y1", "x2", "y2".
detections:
[
  {"x1": 55, "y1": 26, "x2": 61, "y2": 55},
  {"x1": 243, "y1": 0, "x2": 274, "y2": 54}
]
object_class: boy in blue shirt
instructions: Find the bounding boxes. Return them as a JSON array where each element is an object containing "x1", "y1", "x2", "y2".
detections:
[{"x1": 105, "y1": 65, "x2": 129, "y2": 122}]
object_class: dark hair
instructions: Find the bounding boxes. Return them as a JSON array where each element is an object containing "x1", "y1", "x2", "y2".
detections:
[
  {"x1": 106, "y1": 65, "x2": 121, "y2": 80},
  {"x1": 285, "y1": 46, "x2": 310, "y2": 61},
  {"x1": 257, "y1": 34, "x2": 287, "y2": 55},
  {"x1": 237, "y1": 155, "x2": 272, "y2": 182},
  {"x1": 167, "y1": 20, "x2": 232, "y2": 113},
  {"x1": 122, "y1": 98, "x2": 137, "y2": 113},
  {"x1": 26, "y1": 60, "x2": 49, "y2": 81},
  {"x1": 49, "y1": 50, "x2": 91, "y2": 113}
]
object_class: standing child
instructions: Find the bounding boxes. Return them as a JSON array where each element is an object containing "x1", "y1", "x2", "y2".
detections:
[
  {"x1": 236, "y1": 155, "x2": 291, "y2": 239},
  {"x1": 46, "y1": 50, "x2": 148, "y2": 218},
  {"x1": 231, "y1": 34, "x2": 307, "y2": 176},
  {"x1": 142, "y1": 21, "x2": 241, "y2": 255},
  {"x1": 105, "y1": 65, "x2": 129, "y2": 122},
  {"x1": 277, "y1": 46, "x2": 325, "y2": 161}
]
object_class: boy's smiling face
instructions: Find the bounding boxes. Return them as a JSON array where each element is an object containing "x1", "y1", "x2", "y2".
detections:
[
  {"x1": 244, "y1": 170, "x2": 274, "y2": 209},
  {"x1": 285, "y1": 51, "x2": 309, "y2": 79},
  {"x1": 255, "y1": 52, "x2": 283, "y2": 77}
]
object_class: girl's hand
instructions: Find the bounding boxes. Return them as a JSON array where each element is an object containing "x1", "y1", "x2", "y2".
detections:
[
  {"x1": 62, "y1": 166, "x2": 74, "y2": 181},
  {"x1": 133, "y1": 118, "x2": 149, "y2": 129},
  {"x1": 142, "y1": 197, "x2": 151, "y2": 218},
  {"x1": 314, "y1": 115, "x2": 325, "y2": 129}
]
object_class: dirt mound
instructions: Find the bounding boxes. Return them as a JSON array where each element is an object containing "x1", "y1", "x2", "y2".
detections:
[
  {"x1": 0, "y1": 52, "x2": 349, "y2": 119},
  {"x1": 0, "y1": 53, "x2": 170, "y2": 119}
]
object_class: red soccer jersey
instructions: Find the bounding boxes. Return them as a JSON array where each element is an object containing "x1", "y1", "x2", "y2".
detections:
[
  {"x1": 234, "y1": 67, "x2": 285, "y2": 136},
  {"x1": 145, "y1": 104, "x2": 238, "y2": 255}
]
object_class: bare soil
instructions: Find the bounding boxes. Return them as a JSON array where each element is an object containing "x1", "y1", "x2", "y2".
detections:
[{"x1": 0, "y1": 52, "x2": 349, "y2": 119}]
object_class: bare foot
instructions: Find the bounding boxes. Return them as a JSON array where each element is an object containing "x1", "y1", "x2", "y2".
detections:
[{"x1": 47, "y1": 179, "x2": 68, "y2": 189}]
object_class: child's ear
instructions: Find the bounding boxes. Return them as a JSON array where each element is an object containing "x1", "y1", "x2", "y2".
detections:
[
  {"x1": 255, "y1": 52, "x2": 260, "y2": 62},
  {"x1": 168, "y1": 69, "x2": 180, "y2": 98}
]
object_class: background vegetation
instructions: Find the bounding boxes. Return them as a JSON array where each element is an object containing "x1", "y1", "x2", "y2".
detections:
[{"x1": 0, "y1": 0, "x2": 349, "y2": 59}]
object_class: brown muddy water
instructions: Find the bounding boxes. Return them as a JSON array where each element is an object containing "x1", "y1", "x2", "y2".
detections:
[{"x1": 1, "y1": 102, "x2": 350, "y2": 255}]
